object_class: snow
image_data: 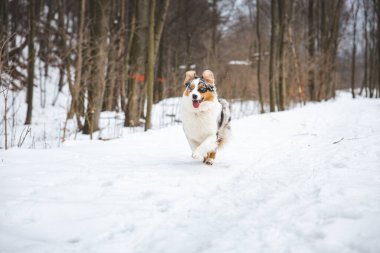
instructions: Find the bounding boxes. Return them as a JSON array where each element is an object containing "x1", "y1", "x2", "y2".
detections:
[
  {"x1": 228, "y1": 60, "x2": 251, "y2": 65},
  {"x1": 1, "y1": 92, "x2": 380, "y2": 253}
]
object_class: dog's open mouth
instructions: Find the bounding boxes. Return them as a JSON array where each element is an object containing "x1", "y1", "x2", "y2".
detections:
[{"x1": 192, "y1": 99, "x2": 203, "y2": 108}]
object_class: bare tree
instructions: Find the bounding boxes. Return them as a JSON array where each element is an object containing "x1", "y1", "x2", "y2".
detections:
[
  {"x1": 83, "y1": 0, "x2": 109, "y2": 136},
  {"x1": 350, "y1": 2, "x2": 359, "y2": 99},
  {"x1": 25, "y1": 0, "x2": 35, "y2": 125},
  {"x1": 255, "y1": 0, "x2": 265, "y2": 113},
  {"x1": 269, "y1": 0, "x2": 277, "y2": 112},
  {"x1": 277, "y1": 0, "x2": 287, "y2": 111},
  {"x1": 375, "y1": 0, "x2": 380, "y2": 97},
  {"x1": 360, "y1": 0, "x2": 369, "y2": 96},
  {"x1": 308, "y1": 0, "x2": 316, "y2": 101},
  {"x1": 67, "y1": 0, "x2": 85, "y2": 127},
  {"x1": 125, "y1": 0, "x2": 148, "y2": 127},
  {"x1": 145, "y1": 0, "x2": 156, "y2": 131},
  {"x1": 317, "y1": 0, "x2": 345, "y2": 101},
  {"x1": 145, "y1": 0, "x2": 170, "y2": 131}
]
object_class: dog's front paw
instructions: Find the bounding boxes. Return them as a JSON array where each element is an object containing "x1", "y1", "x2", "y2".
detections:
[
  {"x1": 204, "y1": 157, "x2": 214, "y2": 165},
  {"x1": 192, "y1": 151, "x2": 202, "y2": 160}
]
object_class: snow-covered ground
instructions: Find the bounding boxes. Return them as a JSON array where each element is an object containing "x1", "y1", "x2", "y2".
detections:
[{"x1": 1, "y1": 93, "x2": 380, "y2": 253}]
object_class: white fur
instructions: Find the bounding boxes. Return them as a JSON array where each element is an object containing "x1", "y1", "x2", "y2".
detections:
[
  {"x1": 187, "y1": 78, "x2": 201, "y2": 101},
  {"x1": 180, "y1": 81, "x2": 222, "y2": 159}
]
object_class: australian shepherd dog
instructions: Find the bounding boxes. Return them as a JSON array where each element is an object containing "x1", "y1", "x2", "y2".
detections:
[{"x1": 180, "y1": 70, "x2": 231, "y2": 165}]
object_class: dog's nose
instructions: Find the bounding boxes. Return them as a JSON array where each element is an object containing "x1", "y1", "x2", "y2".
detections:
[{"x1": 192, "y1": 94, "x2": 198, "y2": 100}]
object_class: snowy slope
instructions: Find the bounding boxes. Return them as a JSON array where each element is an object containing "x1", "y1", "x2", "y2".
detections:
[{"x1": 1, "y1": 93, "x2": 380, "y2": 253}]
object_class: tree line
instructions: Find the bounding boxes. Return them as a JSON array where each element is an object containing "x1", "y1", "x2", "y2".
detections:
[{"x1": 1, "y1": 0, "x2": 379, "y2": 136}]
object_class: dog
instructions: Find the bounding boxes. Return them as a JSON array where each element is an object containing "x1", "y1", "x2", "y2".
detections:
[{"x1": 179, "y1": 70, "x2": 231, "y2": 165}]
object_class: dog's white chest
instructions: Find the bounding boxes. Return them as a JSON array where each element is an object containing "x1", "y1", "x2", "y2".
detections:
[{"x1": 180, "y1": 99, "x2": 221, "y2": 143}]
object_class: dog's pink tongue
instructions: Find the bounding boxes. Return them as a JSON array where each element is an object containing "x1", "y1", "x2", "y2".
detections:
[{"x1": 192, "y1": 100, "x2": 200, "y2": 108}]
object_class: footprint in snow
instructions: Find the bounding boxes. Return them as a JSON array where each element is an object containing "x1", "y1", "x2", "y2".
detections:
[
  {"x1": 101, "y1": 181, "x2": 114, "y2": 187},
  {"x1": 156, "y1": 200, "x2": 170, "y2": 212},
  {"x1": 332, "y1": 162, "x2": 346, "y2": 169},
  {"x1": 141, "y1": 191, "x2": 154, "y2": 199},
  {"x1": 67, "y1": 237, "x2": 81, "y2": 244}
]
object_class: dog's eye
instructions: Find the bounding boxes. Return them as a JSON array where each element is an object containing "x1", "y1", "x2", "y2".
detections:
[
  {"x1": 185, "y1": 82, "x2": 193, "y2": 90},
  {"x1": 199, "y1": 87, "x2": 208, "y2": 93}
]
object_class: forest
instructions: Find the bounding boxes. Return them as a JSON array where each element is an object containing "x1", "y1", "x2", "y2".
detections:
[
  {"x1": 1, "y1": 0, "x2": 380, "y2": 146},
  {"x1": 1, "y1": 1, "x2": 380, "y2": 252}
]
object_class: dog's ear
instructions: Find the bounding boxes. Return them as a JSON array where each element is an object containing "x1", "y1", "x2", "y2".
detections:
[
  {"x1": 184, "y1": 71, "x2": 197, "y2": 85},
  {"x1": 202, "y1": 70, "x2": 215, "y2": 85}
]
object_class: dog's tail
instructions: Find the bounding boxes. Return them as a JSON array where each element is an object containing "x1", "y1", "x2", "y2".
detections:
[{"x1": 217, "y1": 98, "x2": 231, "y2": 149}]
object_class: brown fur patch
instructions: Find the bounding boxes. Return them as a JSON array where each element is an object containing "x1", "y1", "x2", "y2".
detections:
[
  {"x1": 203, "y1": 152, "x2": 216, "y2": 165},
  {"x1": 218, "y1": 139, "x2": 225, "y2": 149},
  {"x1": 203, "y1": 152, "x2": 216, "y2": 162},
  {"x1": 201, "y1": 89, "x2": 215, "y2": 102},
  {"x1": 184, "y1": 83, "x2": 195, "y2": 96},
  {"x1": 202, "y1": 70, "x2": 215, "y2": 84},
  {"x1": 184, "y1": 71, "x2": 197, "y2": 84},
  {"x1": 208, "y1": 152, "x2": 216, "y2": 159}
]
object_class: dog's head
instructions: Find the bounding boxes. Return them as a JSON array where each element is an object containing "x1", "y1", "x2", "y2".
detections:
[{"x1": 182, "y1": 70, "x2": 217, "y2": 109}]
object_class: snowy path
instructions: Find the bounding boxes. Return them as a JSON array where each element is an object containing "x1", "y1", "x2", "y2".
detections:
[{"x1": 1, "y1": 93, "x2": 380, "y2": 253}]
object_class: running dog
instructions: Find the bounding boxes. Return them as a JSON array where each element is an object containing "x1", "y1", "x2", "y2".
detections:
[{"x1": 180, "y1": 70, "x2": 231, "y2": 165}]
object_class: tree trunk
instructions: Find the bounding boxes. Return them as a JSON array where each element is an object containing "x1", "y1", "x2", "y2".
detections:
[
  {"x1": 368, "y1": 28, "x2": 374, "y2": 98},
  {"x1": 360, "y1": 0, "x2": 369, "y2": 96},
  {"x1": 351, "y1": 3, "x2": 358, "y2": 99},
  {"x1": 277, "y1": 0, "x2": 287, "y2": 111},
  {"x1": 67, "y1": 0, "x2": 85, "y2": 130},
  {"x1": 154, "y1": 34, "x2": 165, "y2": 103},
  {"x1": 317, "y1": 0, "x2": 326, "y2": 101},
  {"x1": 317, "y1": 0, "x2": 343, "y2": 100},
  {"x1": 103, "y1": 0, "x2": 117, "y2": 112},
  {"x1": 269, "y1": 0, "x2": 277, "y2": 112},
  {"x1": 0, "y1": 0, "x2": 9, "y2": 40},
  {"x1": 308, "y1": 0, "x2": 315, "y2": 101},
  {"x1": 112, "y1": 0, "x2": 125, "y2": 112},
  {"x1": 375, "y1": 0, "x2": 380, "y2": 97},
  {"x1": 288, "y1": 24, "x2": 304, "y2": 106},
  {"x1": 103, "y1": 37, "x2": 116, "y2": 111},
  {"x1": 25, "y1": 0, "x2": 35, "y2": 125},
  {"x1": 145, "y1": 0, "x2": 170, "y2": 130},
  {"x1": 256, "y1": 0, "x2": 265, "y2": 113},
  {"x1": 145, "y1": 0, "x2": 156, "y2": 131},
  {"x1": 210, "y1": 0, "x2": 218, "y2": 59},
  {"x1": 83, "y1": 0, "x2": 108, "y2": 135},
  {"x1": 125, "y1": 0, "x2": 148, "y2": 127},
  {"x1": 121, "y1": 0, "x2": 136, "y2": 113},
  {"x1": 154, "y1": 0, "x2": 170, "y2": 59}
]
